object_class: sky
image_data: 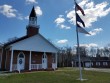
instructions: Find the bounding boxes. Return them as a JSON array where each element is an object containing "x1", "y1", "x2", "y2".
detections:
[{"x1": 0, "y1": 0, "x2": 110, "y2": 48}]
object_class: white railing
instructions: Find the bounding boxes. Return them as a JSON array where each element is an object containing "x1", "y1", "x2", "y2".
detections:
[
  {"x1": 52, "y1": 63, "x2": 56, "y2": 70},
  {"x1": 12, "y1": 64, "x2": 17, "y2": 71},
  {"x1": 31, "y1": 64, "x2": 42, "y2": 70}
]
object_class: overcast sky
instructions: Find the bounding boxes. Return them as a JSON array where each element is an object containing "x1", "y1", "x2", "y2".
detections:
[{"x1": 0, "y1": 0, "x2": 110, "y2": 48}]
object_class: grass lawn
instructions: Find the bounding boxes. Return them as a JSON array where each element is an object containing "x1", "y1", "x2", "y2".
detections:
[{"x1": 0, "y1": 67, "x2": 110, "y2": 83}]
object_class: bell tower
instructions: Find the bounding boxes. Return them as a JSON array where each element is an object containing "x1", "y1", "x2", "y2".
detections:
[
  {"x1": 29, "y1": 6, "x2": 37, "y2": 26},
  {"x1": 27, "y1": 6, "x2": 39, "y2": 37}
]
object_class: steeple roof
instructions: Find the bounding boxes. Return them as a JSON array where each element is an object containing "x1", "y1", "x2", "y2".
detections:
[{"x1": 29, "y1": 6, "x2": 36, "y2": 17}]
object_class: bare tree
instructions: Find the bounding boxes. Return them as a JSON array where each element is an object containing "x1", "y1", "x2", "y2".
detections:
[
  {"x1": 7, "y1": 37, "x2": 18, "y2": 42},
  {"x1": 89, "y1": 47, "x2": 97, "y2": 57},
  {"x1": 58, "y1": 47, "x2": 73, "y2": 67}
]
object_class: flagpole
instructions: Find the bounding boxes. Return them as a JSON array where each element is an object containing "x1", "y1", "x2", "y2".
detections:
[{"x1": 74, "y1": 0, "x2": 83, "y2": 81}]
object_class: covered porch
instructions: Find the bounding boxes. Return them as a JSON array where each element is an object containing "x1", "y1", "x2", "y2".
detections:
[{"x1": 8, "y1": 49, "x2": 57, "y2": 72}]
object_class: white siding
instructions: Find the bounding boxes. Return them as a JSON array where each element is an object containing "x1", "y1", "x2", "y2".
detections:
[{"x1": 10, "y1": 34, "x2": 58, "y2": 53}]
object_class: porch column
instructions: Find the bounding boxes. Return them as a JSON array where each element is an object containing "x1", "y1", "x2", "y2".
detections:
[
  {"x1": 0, "y1": 48, "x2": 3, "y2": 69},
  {"x1": 10, "y1": 49, "x2": 14, "y2": 72},
  {"x1": 90, "y1": 60, "x2": 92, "y2": 68},
  {"x1": 55, "y1": 53, "x2": 58, "y2": 68},
  {"x1": 29, "y1": 51, "x2": 32, "y2": 70},
  {"x1": 74, "y1": 61, "x2": 76, "y2": 67}
]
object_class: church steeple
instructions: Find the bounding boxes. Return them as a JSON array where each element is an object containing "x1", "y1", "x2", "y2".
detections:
[
  {"x1": 27, "y1": 6, "x2": 39, "y2": 37},
  {"x1": 29, "y1": 6, "x2": 36, "y2": 17},
  {"x1": 29, "y1": 6, "x2": 37, "y2": 26}
]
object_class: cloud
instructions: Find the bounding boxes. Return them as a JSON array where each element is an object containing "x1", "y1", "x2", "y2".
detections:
[
  {"x1": 67, "y1": 0, "x2": 110, "y2": 28},
  {"x1": 60, "y1": 24, "x2": 71, "y2": 29},
  {"x1": 54, "y1": 15, "x2": 71, "y2": 29},
  {"x1": 0, "y1": 4, "x2": 25, "y2": 20},
  {"x1": 67, "y1": 10, "x2": 75, "y2": 24},
  {"x1": 24, "y1": 16, "x2": 29, "y2": 20},
  {"x1": 35, "y1": 6, "x2": 42, "y2": 16},
  {"x1": 26, "y1": 0, "x2": 37, "y2": 4},
  {"x1": 75, "y1": 43, "x2": 98, "y2": 48},
  {"x1": 17, "y1": 14, "x2": 25, "y2": 20},
  {"x1": 0, "y1": 4, "x2": 17, "y2": 18},
  {"x1": 54, "y1": 15, "x2": 65, "y2": 25},
  {"x1": 88, "y1": 43, "x2": 98, "y2": 47},
  {"x1": 0, "y1": 4, "x2": 42, "y2": 20},
  {"x1": 57, "y1": 39, "x2": 68, "y2": 44},
  {"x1": 86, "y1": 28, "x2": 103, "y2": 36}
]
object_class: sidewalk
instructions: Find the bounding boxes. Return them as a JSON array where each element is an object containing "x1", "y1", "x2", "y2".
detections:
[
  {"x1": 84, "y1": 68, "x2": 110, "y2": 73},
  {"x1": 0, "y1": 71, "x2": 15, "y2": 76}
]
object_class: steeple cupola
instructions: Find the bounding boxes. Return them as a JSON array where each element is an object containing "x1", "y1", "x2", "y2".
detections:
[
  {"x1": 29, "y1": 6, "x2": 37, "y2": 26},
  {"x1": 27, "y1": 6, "x2": 39, "y2": 37}
]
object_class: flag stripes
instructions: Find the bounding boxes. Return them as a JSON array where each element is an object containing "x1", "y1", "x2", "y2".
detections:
[
  {"x1": 76, "y1": 13, "x2": 85, "y2": 27},
  {"x1": 77, "y1": 23, "x2": 90, "y2": 34},
  {"x1": 75, "y1": 2, "x2": 90, "y2": 35}
]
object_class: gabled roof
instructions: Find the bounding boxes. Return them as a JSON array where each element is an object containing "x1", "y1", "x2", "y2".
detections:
[
  {"x1": 38, "y1": 34, "x2": 58, "y2": 51},
  {"x1": 4, "y1": 34, "x2": 58, "y2": 53},
  {"x1": 29, "y1": 6, "x2": 36, "y2": 17}
]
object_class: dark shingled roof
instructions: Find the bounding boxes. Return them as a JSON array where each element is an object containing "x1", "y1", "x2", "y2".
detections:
[
  {"x1": 4, "y1": 35, "x2": 28, "y2": 47},
  {"x1": 29, "y1": 6, "x2": 36, "y2": 17}
]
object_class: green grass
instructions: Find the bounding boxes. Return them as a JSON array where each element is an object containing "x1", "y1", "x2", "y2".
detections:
[{"x1": 0, "y1": 67, "x2": 110, "y2": 83}]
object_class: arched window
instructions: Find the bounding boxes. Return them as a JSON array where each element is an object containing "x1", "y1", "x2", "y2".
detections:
[
  {"x1": 29, "y1": 17, "x2": 37, "y2": 25},
  {"x1": 19, "y1": 53, "x2": 24, "y2": 58}
]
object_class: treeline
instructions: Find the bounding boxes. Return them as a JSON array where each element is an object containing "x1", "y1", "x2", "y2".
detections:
[{"x1": 57, "y1": 46, "x2": 110, "y2": 67}]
